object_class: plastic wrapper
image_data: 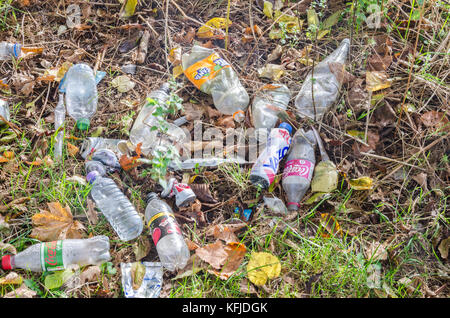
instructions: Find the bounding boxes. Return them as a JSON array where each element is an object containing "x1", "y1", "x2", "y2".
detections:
[
  {"x1": 120, "y1": 262, "x2": 163, "y2": 298},
  {"x1": 263, "y1": 196, "x2": 288, "y2": 215}
]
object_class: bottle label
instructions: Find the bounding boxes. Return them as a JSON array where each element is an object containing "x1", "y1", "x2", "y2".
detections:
[
  {"x1": 184, "y1": 53, "x2": 231, "y2": 89},
  {"x1": 40, "y1": 240, "x2": 64, "y2": 272},
  {"x1": 282, "y1": 159, "x2": 314, "y2": 180},
  {"x1": 148, "y1": 213, "x2": 182, "y2": 246}
]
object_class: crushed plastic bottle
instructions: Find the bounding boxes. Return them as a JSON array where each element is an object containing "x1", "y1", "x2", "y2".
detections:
[
  {"x1": 80, "y1": 137, "x2": 128, "y2": 160},
  {"x1": 160, "y1": 177, "x2": 196, "y2": 208},
  {"x1": 252, "y1": 84, "x2": 291, "y2": 130},
  {"x1": 182, "y1": 45, "x2": 249, "y2": 122},
  {"x1": 62, "y1": 64, "x2": 98, "y2": 131},
  {"x1": 1, "y1": 236, "x2": 110, "y2": 272},
  {"x1": 145, "y1": 192, "x2": 190, "y2": 272},
  {"x1": 263, "y1": 196, "x2": 288, "y2": 215},
  {"x1": 249, "y1": 122, "x2": 292, "y2": 189},
  {"x1": 53, "y1": 94, "x2": 65, "y2": 161},
  {"x1": 310, "y1": 127, "x2": 338, "y2": 193},
  {"x1": 86, "y1": 160, "x2": 143, "y2": 242},
  {"x1": 0, "y1": 99, "x2": 10, "y2": 124},
  {"x1": 0, "y1": 42, "x2": 21, "y2": 61},
  {"x1": 129, "y1": 83, "x2": 186, "y2": 156},
  {"x1": 295, "y1": 38, "x2": 350, "y2": 120},
  {"x1": 282, "y1": 129, "x2": 317, "y2": 211}
]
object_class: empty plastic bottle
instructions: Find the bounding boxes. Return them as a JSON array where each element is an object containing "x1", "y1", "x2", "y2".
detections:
[
  {"x1": 282, "y1": 129, "x2": 317, "y2": 211},
  {"x1": 129, "y1": 83, "x2": 186, "y2": 156},
  {"x1": 80, "y1": 137, "x2": 128, "y2": 160},
  {"x1": 53, "y1": 94, "x2": 65, "y2": 161},
  {"x1": 295, "y1": 38, "x2": 350, "y2": 120},
  {"x1": 63, "y1": 64, "x2": 98, "y2": 131},
  {"x1": 86, "y1": 160, "x2": 143, "y2": 242},
  {"x1": 249, "y1": 122, "x2": 292, "y2": 189},
  {"x1": 145, "y1": 193, "x2": 190, "y2": 271},
  {"x1": 0, "y1": 99, "x2": 10, "y2": 124},
  {"x1": 182, "y1": 45, "x2": 249, "y2": 122},
  {"x1": 1, "y1": 236, "x2": 110, "y2": 272},
  {"x1": 252, "y1": 84, "x2": 291, "y2": 130},
  {"x1": 0, "y1": 42, "x2": 21, "y2": 60}
]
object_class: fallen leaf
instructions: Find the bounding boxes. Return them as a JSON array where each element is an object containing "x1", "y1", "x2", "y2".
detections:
[
  {"x1": 3, "y1": 283, "x2": 36, "y2": 298},
  {"x1": 263, "y1": 1, "x2": 274, "y2": 19},
  {"x1": 257, "y1": 64, "x2": 284, "y2": 81},
  {"x1": 133, "y1": 236, "x2": 151, "y2": 261},
  {"x1": 195, "y1": 240, "x2": 229, "y2": 269},
  {"x1": 367, "y1": 54, "x2": 392, "y2": 72},
  {"x1": 366, "y1": 71, "x2": 392, "y2": 92},
  {"x1": 311, "y1": 160, "x2": 338, "y2": 193},
  {"x1": 412, "y1": 173, "x2": 428, "y2": 192},
  {"x1": 420, "y1": 111, "x2": 449, "y2": 132},
  {"x1": 438, "y1": 237, "x2": 449, "y2": 259},
  {"x1": 111, "y1": 75, "x2": 135, "y2": 93},
  {"x1": 119, "y1": 143, "x2": 142, "y2": 171},
  {"x1": 197, "y1": 18, "x2": 232, "y2": 39},
  {"x1": 349, "y1": 176, "x2": 374, "y2": 190},
  {"x1": 67, "y1": 142, "x2": 79, "y2": 157},
  {"x1": 0, "y1": 242, "x2": 17, "y2": 255},
  {"x1": 364, "y1": 241, "x2": 388, "y2": 261},
  {"x1": 131, "y1": 262, "x2": 146, "y2": 290},
  {"x1": 216, "y1": 116, "x2": 235, "y2": 128},
  {"x1": 320, "y1": 213, "x2": 343, "y2": 238},
  {"x1": 173, "y1": 254, "x2": 205, "y2": 280},
  {"x1": 168, "y1": 47, "x2": 182, "y2": 66},
  {"x1": 80, "y1": 265, "x2": 101, "y2": 284},
  {"x1": 212, "y1": 242, "x2": 246, "y2": 280},
  {"x1": 30, "y1": 201, "x2": 86, "y2": 241},
  {"x1": 206, "y1": 224, "x2": 238, "y2": 243},
  {"x1": 120, "y1": 0, "x2": 137, "y2": 18},
  {"x1": 189, "y1": 183, "x2": 218, "y2": 204},
  {"x1": 0, "y1": 272, "x2": 23, "y2": 285},
  {"x1": 328, "y1": 62, "x2": 356, "y2": 85},
  {"x1": 247, "y1": 251, "x2": 281, "y2": 286},
  {"x1": 183, "y1": 103, "x2": 205, "y2": 121},
  {"x1": 267, "y1": 44, "x2": 283, "y2": 62},
  {"x1": 44, "y1": 266, "x2": 78, "y2": 290}
]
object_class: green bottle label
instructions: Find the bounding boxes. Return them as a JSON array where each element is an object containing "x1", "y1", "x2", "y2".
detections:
[{"x1": 40, "y1": 240, "x2": 64, "y2": 272}]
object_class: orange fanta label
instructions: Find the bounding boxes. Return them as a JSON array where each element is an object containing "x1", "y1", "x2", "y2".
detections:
[{"x1": 184, "y1": 53, "x2": 231, "y2": 90}]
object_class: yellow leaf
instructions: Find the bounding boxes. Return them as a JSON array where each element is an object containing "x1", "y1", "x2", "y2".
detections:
[
  {"x1": 172, "y1": 65, "x2": 184, "y2": 79},
  {"x1": 121, "y1": 0, "x2": 137, "y2": 18},
  {"x1": 197, "y1": 18, "x2": 232, "y2": 39},
  {"x1": 311, "y1": 160, "x2": 338, "y2": 193},
  {"x1": 366, "y1": 71, "x2": 392, "y2": 92},
  {"x1": 67, "y1": 142, "x2": 79, "y2": 157},
  {"x1": 263, "y1": 1, "x2": 274, "y2": 19},
  {"x1": 349, "y1": 176, "x2": 374, "y2": 190},
  {"x1": 0, "y1": 272, "x2": 23, "y2": 286},
  {"x1": 247, "y1": 252, "x2": 281, "y2": 286},
  {"x1": 320, "y1": 213, "x2": 343, "y2": 238}
]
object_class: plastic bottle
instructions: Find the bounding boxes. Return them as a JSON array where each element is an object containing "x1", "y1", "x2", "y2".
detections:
[
  {"x1": 0, "y1": 99, "x2": 10, "y2": 124},
  {"x1": 54, "y1": 94, "x2": 65, "y2": 161},
  {"x1": 0, "y1": 42, "x2": 21, "y2": 61},
  {"x1": 63, "y1": 64, "x2": 98, "y2": 131},
  {"x1": 282, "y1": 129, "x2": 317, "y2": 211},
  {"x1": 160, "y1": 177, "x2": 196, "y2": 208},
  {"x1": 145, "y1": 192, "x2": 190, "y2": 271},
  {"x1": 252, "y1": 84, "x2": 291, "y2": 130},
  {"x1": 129, "y1": 83, "x2": 186, "y2": 156},
  {"x1": 294, "y1": 38, "x2": 350, "y2": 120},
  {"x1": 1, "y1": 236, "x2": 110, "y2": 272},
  {"x1": 80, "y1": 137, "x2": 128, "y2": 160},
  {"x1": 182, "y1": 45, "x2": 249, "y2": 122},
  {"x1": 249, "y1": 122, "x2": 292, "y2": 189},
  {"x1": 86, "y1": 160, "x2": 143, "y2": 242}
]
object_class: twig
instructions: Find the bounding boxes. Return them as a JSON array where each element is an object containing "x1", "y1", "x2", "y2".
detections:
[{"x1": 360, "y1": 152, "x2": 427, "y2": 172}]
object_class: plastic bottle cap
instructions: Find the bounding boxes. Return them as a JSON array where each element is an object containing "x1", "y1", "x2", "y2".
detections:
[
  {"x1": 279, "y1": 122, "x2": 292, "y2": 135},
  {"x1": 76, "y1": 118, "x2": 90, "y2": 131},
  {"x1": 86, "y1": 171, "x2": 100, "y2": 184},
  {"x1": 2, "y1": 255, "x2": 11, "y2": 270},
  {"x1": 147, "y1": 192, "x2": 159, "y2": 203}
]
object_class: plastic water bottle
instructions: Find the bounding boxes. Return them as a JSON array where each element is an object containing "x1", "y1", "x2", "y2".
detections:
[
  {"x1": 129, "y1": 83, "x2": 186, "y2": 156},
  {"x1": 80, "y1": 137, "x2": 128, "y2": 160},
  {"x1": 0, "y1": 42, "x2": 21, "y2": 60},
  {"x1": 282, "y1": 129, "x2": 317, "y2": 211},
  {"x1": 145, "y1": 192, "x2": 190, "y2": 272},
  {"x1": 252, "y1": 84, "x2": 291, "y2": 129},
  {"x1": 63, "y1": 64, "x2": 98, "y2": 131},
  {"x1": 160, "y1": 177, "x2": 196, "y2": 208},
  {"x1": 295, "y1": 38, "x2": 350, "y2": 120},
  {"x1": 249, "y1": 122, "x2": 292, "y2": 189},
  {"x1": 86, "y1": 160, "x2": 143, "y2": 242},
  {"x1": 1, "y1": 236, "x2": 110, "y2": 272},
  {"x1": 182, "y1": 45, "x2": 249, "y2": 122},
  {"x1": 0, "y1": 99, "x2": 10, "y2": 124},
  {"x1": 54, "y1": 94, "x2": 65, "y2": 161}
]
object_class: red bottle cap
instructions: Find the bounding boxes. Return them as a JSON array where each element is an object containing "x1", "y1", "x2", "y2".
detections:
[{"x1": 1, "y1": 255, "x2": 12, "y2": 270}]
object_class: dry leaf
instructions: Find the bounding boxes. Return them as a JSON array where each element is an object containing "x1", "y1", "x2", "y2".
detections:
[
  {"x1": 328, "y1": 62, "x2": 355, "y2": 85},
  {"x1": 267, "y1": 44, "x2": 283, "y2": 62},
  {"x1": 120, "y1": 0, "x2": 137, "y2": 18},
  {"x1": 247, "y1": 251, "x2": 281, "y2": 286},
  {"x1": 364, "y1": 241, "x2": 388, "y2": 261},
  {"x1": 349, "y1": 176, "x2": 374, "y2": 190},
  {"x1": 0, "y1": 272, "x2": 23, "y2": 285},
  {"x1": 183, "y1": 103, "x2": 205, "y2": 121},
  {"x1": 206, "y1": 224, "x2": 239, "y2": 243},
  {"x1": 366, "y1": 71, "x2": 392, "y2": 92},
  {"x1": 257, "y1": 64, "x2": 284, "y2": 81},
  {"x1": 195, "y1": 240, "x2": 229, "y2": 269},
  {"x1": 420, "y1": 111, "x2": 449, "y2": 132},
  {"x1": 185, "y1": 238, "x2": 200, "y2": 251},
  {"x1": 197, "y1": 18, "x2": 232, "y2": 39},
  {"x1": 119, "y1": 143, "x2": 142, "y2": 171},
  {"x1": 80, "y1": 266, "x2": 101, "y2": 285},
  {"x1": 216, "y1": 116, "x2": 235, "y2": 129},
  {"x1": 189, "y1": 183, "x2": 218, "y2": 204},
  {"x1": 0, "y1": 242, "x2": 17, "y2": 255},
  {"x1": 320, "y1": 213, "x2": 343, "y2": 238},
  {"x1": 31, "y1": 202, "x2": 85, "y2": 241},
  {"x1": 67, "y1": 142, "x2": 79, "y2": 157},
  {"x1": 310, "y1": 160, "x2": 338, "y2": 193},
  {"x1": 438, "y1": 237, "x2": 449, "y2": 259},
  {"x1": 3, "y1": 283, "x2": 37, "y2": 298},
  {"x1": 133, "y1": 236, "x2": 151, "y2": 261},
  {"x1": 212, "y1": 242, "x2": 246, "y2": 280}
]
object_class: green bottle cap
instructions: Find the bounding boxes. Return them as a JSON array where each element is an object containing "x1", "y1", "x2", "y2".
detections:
[{"x1": 76, "y1": 118, "x2": 90, "y2": 131}]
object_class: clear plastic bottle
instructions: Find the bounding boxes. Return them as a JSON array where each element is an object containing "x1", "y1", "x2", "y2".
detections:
[
  {"x1": 129, "y1": 83, "x2": 186, "y2": 156},
  {"x1": 0, "y1": 42, "x2": 21, "y2": 61},
  {"x1": 145, "y1": 192, "x2": 190, "y2": 272},
  {"x1": 182, "y1": 45, "x2": 249, "y2": 122},
  {"x1": 63, "y1": 64, "x2": 98, "y2": 131},
  {"x1": 1, "y1": 236, "x2": 110, "y2": 272},
  {"x1": 249, "y1": 122, "x2": 292, "y2": 189},
  {"x1": 160, "y1": 177, "x2": 196, "y2": 208},
  {"x1": 54, "y1": 94, "x2": 65, "y2": 161},
  {"x1": 86, "y1": 161, "x2": 143, "y2": 242},
  {"x1": 252, "y1": 84, "x2": 291, "y2": 129},
  {"x1": 0, "y1": 99, "x2": 10, "y2": 124},
  {"x1": 80, "y1": 137, "x2": 128, "y2": 160},
  {"x1": 295, "y1": 38, "x2": 350, "y2": 120},
  {"x1": 282, "y1": 129, "x2": 317, "y2": 211}
]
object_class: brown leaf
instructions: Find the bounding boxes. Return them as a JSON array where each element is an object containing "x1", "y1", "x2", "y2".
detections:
[
  {"x1": 31, "y1": 202, "x2": 85, "y2": 241},
  {"x1": 367, "y1": 54, "x2": 392, "y2": 72},
  {"x1": 183, "y1": 103, "x2": 205, "y2": 121},
  {"x1": 216, "y1": 116, "x2": 235, "y2": 129},
  {"x1": 80, "y1": 266, "x2": 101, "y2": 285},
  {"x1": 364, "y1": 241, "x2": 388, "y2": 261},
  {"x1": 67, "y1": 142, "x2": 79, "y2": 157},
  {"x1": 352, "y1": 130, "x2": 380, "y2": 154},
  {"x1": 189, "y1": 183, "x2": 218, "y2": 204},
  {"x1": 412, "y1": 173, "x2": 428, "y2": 192},
  {"x1": 185, "y1": 238, "x2": 200, "y2": 251},
  {"x1": 85, "y1": 198, "x2": 98, "y2": 225},
  {"x1": 366, "y1": 71, "x2": 392, "y2": 92},
  {"x1": 195, "y1": 240, "x2": 229, "y2": 269},
  {"x1": 119, "y1": 143, "x2": 142, "y2": 171},
  {"x1": 320, "y1": 213, "x2": 343, "y2": 238},
  {"x1": 206, "y1": 224, "x2": 239, "y2": 243},
  {"x1": 206, "y1": 106, "x2": 222, "y2": 119},
  {"x1": 0, "y1": 272, "x2": 23, "y2": 285},
  {"x1": 3, "y1": 283, "x2": 36, "y2": 298},
  {"x1": 211, "y1": 242, "x2": 246, "y2": 280},
  {"x1": 420, "y1": 111, "x2": 449, "y2": 132},
  {"x1": 133, "y1": 236, "x2": 151, "y2": 261},
  {"x1": 328, "y1": 62, "x2": 355, "y2": 85}
]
